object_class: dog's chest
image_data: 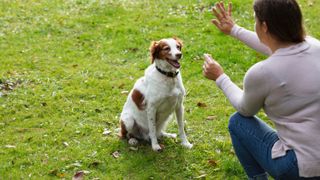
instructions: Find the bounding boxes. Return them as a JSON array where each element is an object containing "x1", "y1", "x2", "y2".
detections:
[{"x1": 157, "y1": 86, "x2": 183, "y2": 111}]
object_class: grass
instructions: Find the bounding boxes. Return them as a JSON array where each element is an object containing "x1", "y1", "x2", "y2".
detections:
[{"x1": 0, "y1": 0, "x2": 319, "y2": 179}]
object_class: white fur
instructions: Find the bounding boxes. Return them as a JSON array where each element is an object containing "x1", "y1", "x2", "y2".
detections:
[{"x1": 120, "y1": 38, "x2": 193, "y2": 151}]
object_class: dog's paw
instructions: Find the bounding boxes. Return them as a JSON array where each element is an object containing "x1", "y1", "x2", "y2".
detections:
[
  {"x1": 181, "y1": 142, "x2": 193, "y2": 149},
  {"x1": 128, "y1": 138, "x2": 139, "y2": 146},
  {"x1": 152, "y1": 144, "x2": 163, "y2": 152}
]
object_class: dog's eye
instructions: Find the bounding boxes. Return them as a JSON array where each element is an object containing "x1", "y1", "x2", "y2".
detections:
[
  {"x1": 177, "y1": 45, "x2": 181, "y2": 49},
  {"x1": 163, "y1": 47, "x2": 170, "y2": 51}
]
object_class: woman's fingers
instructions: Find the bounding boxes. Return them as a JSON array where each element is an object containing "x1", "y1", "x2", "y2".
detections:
[
  {"x1": 211, "y1": 19, "x2": 222, "y2": 30},
  {"x1": 213, "y1": 2, "x2": 232, "y2": 19},
  {"x1": 216, "y1": 2, "x2": 228, "y2": 18},
  {"x1": 212, "y1": 7, "x2": 224, "y2": 21},
  {"x1": 203, "y1": 54, "x2": 224, "y2": 81},
  {"x1": 228, "y1": 2, "x2": 232, "y2": 16}
]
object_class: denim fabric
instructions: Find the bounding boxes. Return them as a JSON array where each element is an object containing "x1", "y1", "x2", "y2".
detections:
[{"x1": 228, "y1": 112, "x2": 300, "y2": 180}]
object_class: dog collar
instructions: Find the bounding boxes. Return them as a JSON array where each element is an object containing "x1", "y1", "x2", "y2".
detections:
[{"x1": 156, "y1": 66, "x2": 179, "y2": 78}]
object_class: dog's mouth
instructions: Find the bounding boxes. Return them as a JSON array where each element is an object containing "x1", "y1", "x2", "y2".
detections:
[{"x1": 166, "y1": 58, "x2": 181, "y2": 69}]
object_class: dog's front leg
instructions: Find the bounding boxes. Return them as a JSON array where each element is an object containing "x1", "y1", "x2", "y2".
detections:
[
  {"x1": 176, "y1": 102, "x2": 193, "y2": 149},
  {"x1": 147, "y1": 107, "x2": 162, "y2": 152}
]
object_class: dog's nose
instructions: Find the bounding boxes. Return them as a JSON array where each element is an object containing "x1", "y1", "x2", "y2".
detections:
[{"x1": 176, "y1": 53, "x2": 182, "y2": 59}]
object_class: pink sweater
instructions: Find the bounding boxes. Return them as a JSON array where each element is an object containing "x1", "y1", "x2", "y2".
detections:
[{"x1": 216, "y1": 25, "x2": 320, "y2": 177}]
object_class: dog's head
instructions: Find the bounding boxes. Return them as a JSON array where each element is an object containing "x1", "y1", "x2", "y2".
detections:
[{"x1": 149, "y1": 37, "x2": 183, "y2": 69}]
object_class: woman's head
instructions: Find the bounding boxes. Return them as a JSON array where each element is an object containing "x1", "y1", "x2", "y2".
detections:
[{"x1": 253, "y1": 0, "x2": 305, "y2": 43}]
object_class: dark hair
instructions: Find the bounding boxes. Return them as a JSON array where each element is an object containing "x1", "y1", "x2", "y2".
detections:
[{"x1": 254, "y1": 0, "x2": 305, "y2": 43}]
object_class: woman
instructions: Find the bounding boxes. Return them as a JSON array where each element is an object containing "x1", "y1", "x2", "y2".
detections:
[{"x1": 203, "y1": 0, "x2": 320, "y2": 179}]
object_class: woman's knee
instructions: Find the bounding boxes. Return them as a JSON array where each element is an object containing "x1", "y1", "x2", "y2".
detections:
[{"x1": 228, "y1": 112, "x2": 242, "y2": 132}]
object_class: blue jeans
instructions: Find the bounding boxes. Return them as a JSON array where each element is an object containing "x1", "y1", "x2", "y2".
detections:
[{"x1": 228, "y1": 112, "x2": 300, "y2": 180}]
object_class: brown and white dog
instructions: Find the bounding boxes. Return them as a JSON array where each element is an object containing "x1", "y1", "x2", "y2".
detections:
[{"x1": 120, "y1": 37, "x2": 193, "y2": 151}]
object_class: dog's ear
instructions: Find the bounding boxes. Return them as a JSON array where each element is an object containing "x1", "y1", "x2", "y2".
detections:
[
  {"x1": 149, "y1": 41, "x2": 159, "y2": 64},
  {"x1": 173, "y1": 37, "x2": 183, "y2": 49}
]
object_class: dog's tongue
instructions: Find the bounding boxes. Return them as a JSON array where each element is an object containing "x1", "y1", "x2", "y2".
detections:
[{"x1": 169, "y1": 60, "x2": 180, "y2": 68}]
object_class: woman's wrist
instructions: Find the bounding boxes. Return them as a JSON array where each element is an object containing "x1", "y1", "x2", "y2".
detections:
[{"x1": 230, "y1": 24, "x2": 240, "y2": 36}]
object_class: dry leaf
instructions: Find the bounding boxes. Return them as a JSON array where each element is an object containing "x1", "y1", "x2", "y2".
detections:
[
  {"x1": 208, "y1": 159, "x2": 218, "y2": 167},
  {"x1": 57, "y1": 173, "x2": 66, "y2": 178},
  {"x1": 121, "y1": 90, "x2": 129, "y2": 95},
  {"x1": 72, "y1": 171, "x2": 84, "y2": 180},
  {"x1": 112, "y1": 151, "x2": 120, "y2": 158},
  {"x1": 129, "y1": 147, "x2": 138, "y2": 151},
  {"x1": 63, "y1": 142, "x2": 69, "y2": 147},
  {"x1": 5, "y1": 145, "x2": 16, "y2": 148},
  {"x1": 195, "y1": 174, "x2": 207, "y2": 179},
  {"x1": 206, "y1": 115, "x2": 217, "y2": 120},
  {"x1": 102, "y1": 129, "x2": 111, "y2": 136},
  {"x1": 197, "y1": 102, "x2": 207, "y2": 108}
]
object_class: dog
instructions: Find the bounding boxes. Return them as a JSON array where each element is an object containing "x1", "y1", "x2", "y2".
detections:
[{"x1": 119, "y1": 37, "x2": 193, "y2": 151}]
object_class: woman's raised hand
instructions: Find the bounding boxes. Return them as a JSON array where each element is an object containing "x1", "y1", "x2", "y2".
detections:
[{"x1": 211, "y1": 1, "x2": 234, "y2": 35}]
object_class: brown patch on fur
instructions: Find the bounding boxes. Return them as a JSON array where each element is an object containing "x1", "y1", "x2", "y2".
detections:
[
  {"x1": 150, "y1": 40, "x2": 168, "y2": 64},
  {"x1": 131, "y1": 89, "x2": 146, "y2": 110},
  {"x1": 120, "y1": 120, "x2": 127, "y2": 139},
  {"x1": 173, "y1": 37, "x2": 183, "y2": 49}
]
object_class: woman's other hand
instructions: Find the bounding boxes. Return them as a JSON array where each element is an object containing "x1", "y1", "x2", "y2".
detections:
[
  {"x1": 203, "y1": 54, "x2": 224, "y2": 81},
  {"x1": 211, "y1": 1, "x2": 234, "y2": 35}
]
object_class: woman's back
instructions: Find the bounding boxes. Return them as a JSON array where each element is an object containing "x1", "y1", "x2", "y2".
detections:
[{"x1": 258, "y1": 38, "x2": 320, "y2": 176}]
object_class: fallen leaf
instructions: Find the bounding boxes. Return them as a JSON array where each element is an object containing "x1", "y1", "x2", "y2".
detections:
[
  {"x1": 197, "y1": 102, "x2": 207, "y2": 108},
  {"x1": 57, "y1": 173, "x2": 66, "y2": 178},
  {"x1": 208, "y1": 159, "x2": 218, "y2": 167},
  {"x1": 114, "y1": 128, "x2": 120, "y2": 133},
  {"x1": 72, "y1": 171, "x2": 84, "y2": 180},
  {"x1": 102, "y1": 129, "x2": 111, "y2": 136},
  {"x1": 5, "y1": 145, "x2": 16, "y2": 148},
  {"x1": 66, "y1": 162, "x2": 82, "y2": 169},
  {"x1": 112, "y1": 151, "x2": 120, "y2": 158},
  {"x1": 159, "y1": 144, "x2": 165, "y2": 149},
  {"x1": 63, "y1": 142, "x2": 69, "y2": 147},
  {"x1": 195, "y1": 174, "x2": 207, "y2": 179},
  {"x1": 206, "y1": 115, "x2": 217, "y2": 121},
  {"x1": 121, "y1": 90, "x2": 129, "y2": 95},
  {"x1": 129, "y1": 147, "x2": 138, "y2": 151}
]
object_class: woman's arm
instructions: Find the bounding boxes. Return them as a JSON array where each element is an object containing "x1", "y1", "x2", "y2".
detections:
[
  {"x1": 215, "y1": 63, "x2": 269, "y2": 116},
  {"x1": 203, "y1": 55, "x2": 269, "y2": 117},
  {"x1": 231, "y1": 25, "x2": 272, "y2": 55}
]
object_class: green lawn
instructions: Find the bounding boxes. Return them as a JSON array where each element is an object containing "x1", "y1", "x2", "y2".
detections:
[{"x1": 0, "y1": 0, "x2": 319, "y2": 179}]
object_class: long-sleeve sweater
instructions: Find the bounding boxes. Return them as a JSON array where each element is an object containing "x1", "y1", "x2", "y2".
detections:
[{"x1": 216, "y1": 25, "x2": 320, "y2": 177}]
